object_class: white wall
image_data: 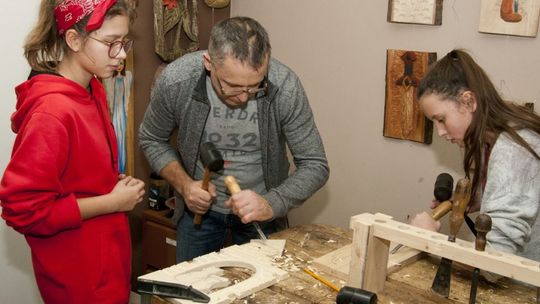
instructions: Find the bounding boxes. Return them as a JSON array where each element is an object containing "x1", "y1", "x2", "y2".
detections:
[
  {"x1": 231, "y1": 1, "x2": 540, "y2": 229},
  {"x1": 0, "y1": 1, "x2": 43, "y2": 303}
]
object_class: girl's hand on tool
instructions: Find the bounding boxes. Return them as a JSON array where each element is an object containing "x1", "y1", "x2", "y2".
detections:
[{"x1": 410, "y1": 211, "x2": 441, "y2": 232}]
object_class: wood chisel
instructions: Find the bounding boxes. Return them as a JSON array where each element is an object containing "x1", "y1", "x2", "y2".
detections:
[
  {"x1": 431, "y1": 177, "x2": 471, "y2": 298},
  {"x1": 469, "y1": 213, "x2": 491, "y2": 304}
]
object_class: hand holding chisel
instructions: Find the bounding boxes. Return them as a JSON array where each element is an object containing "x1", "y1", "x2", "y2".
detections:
[{"x1": 224, "y1": 175, "x2": 268, "y2": 241}]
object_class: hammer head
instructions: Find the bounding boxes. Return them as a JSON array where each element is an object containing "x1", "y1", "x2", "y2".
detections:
[
  {"x1": 434, "y1": 173, "x2": 453, "y2": 202},
  {"x1": 200, "y1": 142, "x2": 224, "y2": 172}
]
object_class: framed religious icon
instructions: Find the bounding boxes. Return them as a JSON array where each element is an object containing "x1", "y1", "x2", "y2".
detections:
[
  {"x1": 387, "y1": 0, "x2": 443, "y2": 25},
  {"x1": 479, "y1": 0, "x2": 540, "y2": 37},
  {"x1": 383, "y1": 49, "x2": 436, "y2": 144},
  {"x1": 103, "y1": 51, "x2": 135, "y2": 176}
]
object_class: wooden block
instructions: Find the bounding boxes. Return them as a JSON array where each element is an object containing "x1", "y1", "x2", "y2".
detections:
[
  {"x1": 348, "y1": 213, "x2": 540, "y2": 293},
  {"x1": 312, "y1": 243, "x2": 425, "y2": 282},
  {"x1": 139, "y1": 242, "x2": 289, "y2": 304}
]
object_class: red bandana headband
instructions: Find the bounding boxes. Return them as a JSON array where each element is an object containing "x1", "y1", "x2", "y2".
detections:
[{"x1": 54, "y1": 0, "x2": 118, "y2": 36}]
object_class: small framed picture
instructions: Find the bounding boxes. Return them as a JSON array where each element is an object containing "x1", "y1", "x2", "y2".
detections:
[
  {"x1": 387, "y1": 0, "x2": 443, "y2": 26},
  {"x1": 478, "y1": 0, "x2": 540, "y2": 37}
]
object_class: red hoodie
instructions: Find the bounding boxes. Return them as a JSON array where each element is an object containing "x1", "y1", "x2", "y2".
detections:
[{"x1": 0, "y1": 74, "x2": 131, "y2": 303}]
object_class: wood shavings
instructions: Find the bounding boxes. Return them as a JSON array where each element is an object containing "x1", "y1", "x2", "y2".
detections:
[
  {"x1": 272, "y1": 253, "x2": 301, "y2": 272},
  {"x1": 299, "y1": 233, "x2": 311, "y2": 247}
]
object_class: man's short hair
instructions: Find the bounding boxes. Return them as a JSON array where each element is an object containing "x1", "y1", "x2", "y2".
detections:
[{"x1": 208, "y1": 16, "x2": 271, "y2": 70}]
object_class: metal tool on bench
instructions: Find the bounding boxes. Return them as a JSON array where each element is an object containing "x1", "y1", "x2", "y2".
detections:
[
  {"x1": 431, "y1": 177, "x2": 472, "y2": 298},
  {"x1": 224, "y1": 175, "x2": 267, "y2": 241},
  {"x1": 138, "y1": 279, "x2": 210, "y2": 303},
  {"x1": 194, "y1": 142, "x2": 224, "y2": 229},
  {"x1": 391, "y1": 173, "x2": 454, "y2": 254},
  {"x1": 469, "y1": 213, "x2": 492, "y2": 304}
]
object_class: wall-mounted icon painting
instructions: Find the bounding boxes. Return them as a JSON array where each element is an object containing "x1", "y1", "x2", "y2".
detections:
[
  {"x1": 383, "y1": 49, "x2": 436, "y2": 144},
  {"x1": 387, "y1": 0, "x2": 443, "y2": 25},
  {"x1": 479, "y1": 0, "x2": 540, "y2": 37}
]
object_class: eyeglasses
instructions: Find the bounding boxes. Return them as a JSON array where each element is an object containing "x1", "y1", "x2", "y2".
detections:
[
  {"x1": 88, "y1": 36, "x2": 133, "y2": 58},
  {"x1": 213, "y1": 71, "x2": 268, "y2": 97}
]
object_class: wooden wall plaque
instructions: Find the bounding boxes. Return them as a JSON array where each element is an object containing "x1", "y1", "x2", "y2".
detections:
[
  {"x1": 387, "y1": 0, "x2": 443, "y2": 26},
  {"x1": 383, "y1": 49, "x2": 436, "y2": 144}
]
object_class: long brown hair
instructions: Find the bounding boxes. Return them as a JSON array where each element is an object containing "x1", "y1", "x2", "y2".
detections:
[
  {"x1": 417, "y1": 49, "x2": 540, "y2": 202},
  {"x1": 24, "y1": 0, "x2": 134, "y2": 72}
]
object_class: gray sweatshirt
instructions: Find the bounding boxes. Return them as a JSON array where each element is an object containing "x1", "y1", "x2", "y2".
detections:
[
  {"x1": 481, "y1": 129, "x2": 540, "y2": 261},
  {"x1": 139, "y1": 51, "x2": 329, "y2": 225}
]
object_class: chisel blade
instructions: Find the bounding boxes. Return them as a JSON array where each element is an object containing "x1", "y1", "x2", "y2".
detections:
[{"x1": 431, "y1": 257, "x2": 452, "y2": 298}]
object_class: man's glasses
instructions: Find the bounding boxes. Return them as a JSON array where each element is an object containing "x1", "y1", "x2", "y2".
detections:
[
  {"x1": 88, "y1": 36, "x2": 133, "y2": 59},
  {"x1": 212, "y1": 67, "x2": 268, "y2": 97}
]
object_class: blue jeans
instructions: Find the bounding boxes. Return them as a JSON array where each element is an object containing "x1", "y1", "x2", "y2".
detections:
[{"x1": 176, "y1": 209, "x2": 278, "y2": 263}]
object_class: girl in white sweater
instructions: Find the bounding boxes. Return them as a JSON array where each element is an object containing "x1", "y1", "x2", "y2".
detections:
[{"x1": 411, "y1": 49, "x2": 540, "y2": 263}]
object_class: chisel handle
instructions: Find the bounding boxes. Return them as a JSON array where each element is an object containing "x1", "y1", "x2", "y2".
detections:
[
  {"x1": 224, "y1": 176, "x2": 267, "y2": 241},
  {"x1": 224, "y1": 175, "x2": 241, "y2": 194},
  {"x1": 449, "y1": 178, "x2": 472, "y2": 241}
]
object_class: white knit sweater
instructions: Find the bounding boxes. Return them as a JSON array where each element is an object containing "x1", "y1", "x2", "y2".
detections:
[{"x1": 481, "y1": 129, "x2": 540, "y2": 261}]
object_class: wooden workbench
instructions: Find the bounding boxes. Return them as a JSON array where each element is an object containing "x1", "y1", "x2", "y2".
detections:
[{"x1": 148, "y1": 223, "x2": 537, "y2": 303}]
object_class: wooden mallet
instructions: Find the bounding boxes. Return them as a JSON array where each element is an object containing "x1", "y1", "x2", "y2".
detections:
[{"x1": 193, "y1": 142, "x2": 223, "y2": 228}]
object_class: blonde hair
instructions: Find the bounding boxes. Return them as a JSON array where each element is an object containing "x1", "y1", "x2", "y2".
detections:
[{"x1": 24, "y1": 0, "x2": 134, "y2": 72}]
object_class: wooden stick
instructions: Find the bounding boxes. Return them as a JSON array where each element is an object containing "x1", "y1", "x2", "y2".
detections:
[{"x1": 303, "y1": 268, "x2": 340, "y2": 292}]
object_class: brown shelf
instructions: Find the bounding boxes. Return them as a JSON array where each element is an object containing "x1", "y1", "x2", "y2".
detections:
[{"x1": 141, "y1": 209, "x2": 177, "y2": 273}]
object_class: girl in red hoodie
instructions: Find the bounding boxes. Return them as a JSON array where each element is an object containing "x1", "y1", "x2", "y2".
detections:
[{"x1": 0, "y1": 1, "x2": 145, "y2": 303}]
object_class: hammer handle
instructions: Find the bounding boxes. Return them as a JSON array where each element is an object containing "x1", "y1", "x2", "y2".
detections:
[
  {"x1": 193, "y1": 168, "x2": 212, "y2": 227},
  {"x1": 432, "y1": 200, "x2": 452, "y2": 221}
]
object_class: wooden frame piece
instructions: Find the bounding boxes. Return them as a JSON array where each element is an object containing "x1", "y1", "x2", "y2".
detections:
[
  {"x1": 138, "y1": 242, "x2": 289, "y2": 304},
  {"x1": 387, "y1": 0, "x2": 443, "y2": 26},
  {"x1": 348, "y1": 213, "x2": 540, "y2": 293},
  {"x1": 312, "y1": 242, "x2": 424, "y2": 282}
]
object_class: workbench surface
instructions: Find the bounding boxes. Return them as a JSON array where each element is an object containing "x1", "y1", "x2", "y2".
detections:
[{"x1": 149, "y1": 223, "x2": 537, "y2": 303}]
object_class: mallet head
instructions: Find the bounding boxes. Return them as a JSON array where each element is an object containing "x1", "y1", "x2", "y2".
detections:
[{"x1": 200, "y1": 142, "x2": 224, "y2": 172}]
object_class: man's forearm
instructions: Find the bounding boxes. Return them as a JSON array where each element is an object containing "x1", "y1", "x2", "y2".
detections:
[{"x1": 159, "y1": 161, "x2": 193, "y2": 197}]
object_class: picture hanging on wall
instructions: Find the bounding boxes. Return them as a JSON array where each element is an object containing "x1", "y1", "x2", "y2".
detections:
[
  {"x1": 387, "y1": 0, "x2": 443, "y2": 25},
  {"x1": 383, "y1": 49, "x2": 436, "y2": 144},
  {"x1": 103, "y1": 50, "x2": 135, "y2": 176},
  {"x1": 154, "y1": 0, "x2": 199, "y2": 62},
  {"x1": 479, "y1": 0, "x2": 540, "y2": 37}
]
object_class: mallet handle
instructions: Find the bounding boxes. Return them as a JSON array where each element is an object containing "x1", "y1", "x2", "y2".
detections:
[
  {"x1": 432, "y1": 200, "x2": 452, "y2": 220},
  {"x1": 193, "y1": 168, "x2": 211, "y2": 227}
]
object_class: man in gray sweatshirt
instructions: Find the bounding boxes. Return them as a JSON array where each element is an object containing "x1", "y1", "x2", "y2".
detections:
[{"x1": 139, "y1": 17, "x2": 329, "y2": 262}]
